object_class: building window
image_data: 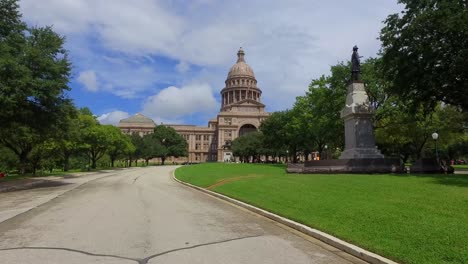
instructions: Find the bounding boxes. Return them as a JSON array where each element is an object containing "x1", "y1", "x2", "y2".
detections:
[
  {"x1": 224, "y1": 118, "x2": 232, "y2": 125},
  {"x1": 195, "y1": 143, "x2": 200, "y2": 150},
  {"x1": 203, "y1": 135, "x2": 210, "y2": 141},
  {"x1": 196, "y1": 135, "x2": 201, "y2": 140}
]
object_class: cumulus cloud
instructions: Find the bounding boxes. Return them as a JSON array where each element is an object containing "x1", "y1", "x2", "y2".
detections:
[
  {"x1": 19, "y1": 0, "x2": 402, "y2": 115},
  {"x1": 97, "y1": 110, "x2": 130, "y2": 125},
  {"x1": 142, "y1": 83, "x2": 218, "y2": 120},
  {"x1": 77, "y1": 70, "x2": 98, "y2": 92}
]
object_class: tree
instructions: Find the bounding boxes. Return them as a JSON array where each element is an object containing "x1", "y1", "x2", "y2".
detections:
[
  {"x1": 0, "y1": 146, "x2": 18, "y2": 172},
  {"x1": 375, "y1": 103, "x2": 466, "y2": 163},
  {"x1": 260, "y1": 111, "x2": 291, "y2": 161},
  {"x1": 130, "y1": 133, "x2": 144, "y2": 166},
  {"x1": 380, "y1": 0, "x2": 468, "y2": 110},
  {"x1": 106, "y1": 128, "x2": 135, "y2": 167},
  {"x1": 80, "y1": 117, "x2": 111, "y2": 169},
  {"x1": 231, "y1": 131, "x2": 264, "y2": 162},
  {"x1": 140, "y1": 134, "x2": 159, "y2": 165},
  {"x1": 150, "y1": 126, "x2": 187, "y2": 165},
  {"x1": 0, "y1": 0, "x2": 73, "y2": 173}
]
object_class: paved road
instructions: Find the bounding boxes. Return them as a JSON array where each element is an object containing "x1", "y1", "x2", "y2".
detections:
[{"x1": 0, "y1": 166, "x2": 365, "y2": 264}]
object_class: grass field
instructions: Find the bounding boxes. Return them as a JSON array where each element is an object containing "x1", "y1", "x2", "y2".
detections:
[{"x1": 175, "y1": 163, "x2": 468, "y2": 264}]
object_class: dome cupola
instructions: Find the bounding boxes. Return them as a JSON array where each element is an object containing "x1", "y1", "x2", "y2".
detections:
[
  {"x1": 220, "y1": 48, "x2": 263, "y2": 112},
  {"x1": 227, "y1": 48, "x2": 255, "y2": 79}
]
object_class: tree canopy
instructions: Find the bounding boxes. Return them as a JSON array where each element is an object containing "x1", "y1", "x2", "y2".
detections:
[
  {"x1": 380, "y1": 0, "x2": 468, "y2": 110},
  {"x1": 0, "y1": 0, "x2": 73, "y2": 173},
  {"x1": 143, "y1": 126, "x2": 188, "y2": 165}
]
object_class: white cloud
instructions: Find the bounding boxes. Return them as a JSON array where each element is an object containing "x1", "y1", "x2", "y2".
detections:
[
  {"x1": 77, "y1": 70, "x2": 98, "y2": 92},
  {"x1": 142, "y1": 83, "x2": 218, "y2": 119},
  {"x1": 19, "y1": 0, "x2": 403, "y2": 115},
  {"x1": 97, "y1": 110, "x2": 130, "y2": 125}
]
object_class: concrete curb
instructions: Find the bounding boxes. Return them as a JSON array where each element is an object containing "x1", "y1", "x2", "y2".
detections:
[{"x1": 172, "y1": 170, "x2": 399, "y2": 264}]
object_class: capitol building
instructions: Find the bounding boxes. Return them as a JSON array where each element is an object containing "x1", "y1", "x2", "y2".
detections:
[{"x1": 118, "y1": 48, "x2": 270, "y2": 162}]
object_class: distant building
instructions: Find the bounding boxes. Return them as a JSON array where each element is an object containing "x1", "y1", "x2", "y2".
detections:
[
  {"x1": 118, "y1": 48, "x2": 270, "y2": 162},
  {"x1": 118, "y1": 113, "x2": 156, "y2": 136}
]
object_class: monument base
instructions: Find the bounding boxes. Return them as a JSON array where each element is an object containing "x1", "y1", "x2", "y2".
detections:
[
  {"x1": 339, "y1": 147, "x2": 384, "y2": 159},
  {"x1": 286, "y1": 158, "x2": 403, "y2": 174}
]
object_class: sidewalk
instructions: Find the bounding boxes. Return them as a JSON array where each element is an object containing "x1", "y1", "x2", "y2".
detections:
[{"x1": 0, "y1": 169, "x2": 131, "y2": 224}]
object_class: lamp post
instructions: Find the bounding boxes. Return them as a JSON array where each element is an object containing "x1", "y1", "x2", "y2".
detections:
[
  {"x1": 162, "y1": 138, "x2": 166, "y2": 165},
  {"x1": 324, "y1": 145, "x2": 328, "y2": 160},
  {"x1": 286, "y1": 150, "x2": 289, "y2": 163},
  {"x1": 432, "y1": 132, "x2": 439, "y2": 164}
]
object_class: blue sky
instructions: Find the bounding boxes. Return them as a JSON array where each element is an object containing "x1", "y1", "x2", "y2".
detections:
[{"x1": 19, "y1": 0, "x2": 402, "y2": 126}]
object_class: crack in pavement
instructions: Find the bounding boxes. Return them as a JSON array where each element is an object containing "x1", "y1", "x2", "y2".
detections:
[
  {"x1": 0, "y1": 234, "x2": 263, "y2": 264},
  {"x1": 140, "y1": 234, "x2": 262, "y2": 263},
  {"x1": 0, "y1": 246, "x2": 138, "y2": 262},
  {"x1": 133, "y1": 176, "x2": 141, "y2": 184}
]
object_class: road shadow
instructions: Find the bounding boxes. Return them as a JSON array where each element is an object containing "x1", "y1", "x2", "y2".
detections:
[{"x1": 0, "y1": 179, "x2": 72, "y2": 193}]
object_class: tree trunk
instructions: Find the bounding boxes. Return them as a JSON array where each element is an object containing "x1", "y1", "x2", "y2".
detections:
[
  {"x1": 91, "y1": 154, "x2": 97, "y2": 169},
  {"x1": 292, "y1": 147, "x2": 298, "y2": 163},
  {"x1": 18, "y1": 151, "x2": 29, "y2": 175},
  {"x1": 111, "y1": 158, "x2": 115, "y2": 167},
  {"x1": 63, "y1": 153, "x2": 70, "y2": 172},
  {"x1": 161, "y1": 157, "x2": 166, "y2": 165}
]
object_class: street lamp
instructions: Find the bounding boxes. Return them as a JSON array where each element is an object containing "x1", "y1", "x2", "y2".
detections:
[
  {"x1": 432, "y1": 132, "x2": 439, "y2": 164},
  {"x1": 286, "y1": 150, "x2": 289, "y2": 163},
  {"x1": 324, "y1": 145, "x2": 328, "y2": 160}
]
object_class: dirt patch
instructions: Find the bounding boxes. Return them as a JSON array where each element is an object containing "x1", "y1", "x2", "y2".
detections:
[{"x1": 206, "y1": 174, "x2": 263, "y2": 190}]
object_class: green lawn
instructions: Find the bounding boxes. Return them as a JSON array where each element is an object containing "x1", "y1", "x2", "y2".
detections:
[{"x1": 176, "y1": 163, "x2": 468, "y2": 264}]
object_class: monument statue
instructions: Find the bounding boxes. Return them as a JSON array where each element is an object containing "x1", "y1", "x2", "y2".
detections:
[
  {"x1": 351, "y1": 45, "x2": 361, "y2": 81},
  {"x1": 286, "y1": 44, "x2": 403, "y2": 173}
]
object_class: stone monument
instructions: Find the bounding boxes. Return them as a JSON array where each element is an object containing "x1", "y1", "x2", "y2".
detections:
[
  {"x1": 339, "y1": 46, "x2": 384, "y2": 159},
  {"x1": 286, "y1": 46, "x2": 402, "y2": 174}
]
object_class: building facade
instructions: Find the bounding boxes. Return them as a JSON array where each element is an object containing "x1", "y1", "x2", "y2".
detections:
[{"x1": 118, "y1": 48, "x2": 270, "y2": 162}]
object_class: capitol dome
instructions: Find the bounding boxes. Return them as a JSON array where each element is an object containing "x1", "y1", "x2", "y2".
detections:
[
  {"x1": 227, "y1": 48, "x2": 255, "y2": 78},
  {"x1": 220, "y1": 48, "x2": 262, "y2": 111}
]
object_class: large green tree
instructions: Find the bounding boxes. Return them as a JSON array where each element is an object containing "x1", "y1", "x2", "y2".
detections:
[
  {"x1": 0, "y1": 0, "x2": 73, "y2": 173},
  {"x1": 260, "y1": 111, "x2": 291, "y2": 161},
  {"x1": 129, "y1": 133, "x2": 144, "y2": 166},
  {"x1": 231, "y1": 131, "x2": 264, "y2": 162},
  {"x1": 80, "y1": 115, "x2": 110, "y2": 169},
  {"x1": 150, "y1": 126, "x2": 187, "y2": 165},
  {"x1": 380, "y1": 0, "x2": 468, "y2": 110},
  {"x1": 106, "y1": 128, "x2": 135, "y2": 167}
]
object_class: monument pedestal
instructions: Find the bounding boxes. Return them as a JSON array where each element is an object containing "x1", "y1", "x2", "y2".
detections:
[
  {"x1": 287, "y1": 48, "x2": 404, "y2": 174},
  {"x1": 286, "y1": 81, "x2": 402, "y2": 174},
  {"x1": 339, "y1": 81, "x2": 384, "y2": 159}
]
